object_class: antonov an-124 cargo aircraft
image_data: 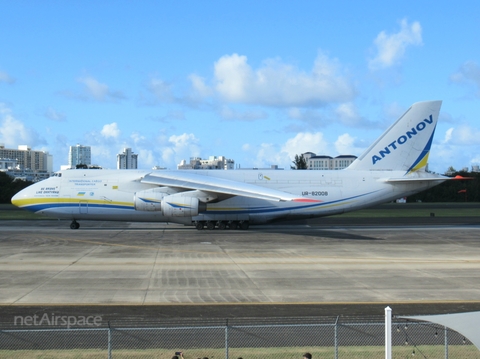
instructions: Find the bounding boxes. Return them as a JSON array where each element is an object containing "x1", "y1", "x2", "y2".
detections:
[{"x1": 12, "y1": 101, "x2": 452, "y2": 230}]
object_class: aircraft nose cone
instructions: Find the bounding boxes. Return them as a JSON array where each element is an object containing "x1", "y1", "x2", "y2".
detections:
[{"x1": 11, "y1": 189, "x2": 26, "y2": 207}]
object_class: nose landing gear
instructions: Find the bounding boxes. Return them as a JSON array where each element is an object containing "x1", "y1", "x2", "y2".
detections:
[{"x1": 70, "y1": 220, "x2": 80, "y2": 229}]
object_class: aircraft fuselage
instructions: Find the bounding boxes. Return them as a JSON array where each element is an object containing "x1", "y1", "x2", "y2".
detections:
[{"x1": 12, "y1": 168, "x2": 444, "y2": 226}]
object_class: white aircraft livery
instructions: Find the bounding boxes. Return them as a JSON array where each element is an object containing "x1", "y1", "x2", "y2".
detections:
[{"x1": 12, "y1": 101, "x2": 449, "y2": 230}]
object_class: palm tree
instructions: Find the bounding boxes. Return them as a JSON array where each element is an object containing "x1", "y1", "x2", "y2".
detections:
[{"x1": 291, "y1": 154, "x2": 307, "y2": 170}]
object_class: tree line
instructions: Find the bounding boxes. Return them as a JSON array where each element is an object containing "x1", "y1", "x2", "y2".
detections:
[
  {"x1": 0, "y1": 172, "x2": 33, "y2": 203},
  {"x1": 408, "y1": 171, "x2": 480, "y2": 202}
]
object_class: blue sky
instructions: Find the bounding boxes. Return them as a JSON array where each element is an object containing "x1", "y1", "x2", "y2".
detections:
[{"x1": 0, "y1": 1, "x2": 479, "y2": 173}]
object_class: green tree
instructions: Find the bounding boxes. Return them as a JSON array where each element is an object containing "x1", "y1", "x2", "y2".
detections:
[
  {"x1": 291, "y1": 154, "x2": 308, "y2": 170},
  {"x1": 408, "y1": 171, "x2": 480, "y2": 202},
  {"x1": 0, "y1": 172, "x2": 34, "y2": 203}
]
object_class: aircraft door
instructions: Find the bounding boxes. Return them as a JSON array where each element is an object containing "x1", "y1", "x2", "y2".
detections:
[{"x1": 79, "y1": 200, "x2": 88, "y2": 213}]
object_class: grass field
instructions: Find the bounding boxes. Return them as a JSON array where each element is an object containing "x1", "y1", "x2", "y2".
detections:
[
  {"x1": 0, "y1": 203, "x2": 479, "y2": 220},
  {"x1": 0, "y1": 202, "x2": 480, "y2": 220},
  {"x1": 333, "y1": 203, "x2": 480, "y2": 218},
  {"x1": 0, "y1": 345, "x2": 478, "y2": 359},
  {"x1": 0, "y1": 204, "x2": 49, "y2": 220}
]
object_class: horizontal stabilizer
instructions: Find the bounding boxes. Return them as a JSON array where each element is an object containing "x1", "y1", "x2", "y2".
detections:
[
  {"x1": 381, "y1": 171, "x2": 448, "y2": 183},
  {"x1": 383, "y1": 177, "x2": 447, "y2": 183}
]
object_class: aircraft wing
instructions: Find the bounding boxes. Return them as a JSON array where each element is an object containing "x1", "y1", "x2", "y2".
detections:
[{"x1": 141, "y1": 172, "x2": 306, "y2": 202}]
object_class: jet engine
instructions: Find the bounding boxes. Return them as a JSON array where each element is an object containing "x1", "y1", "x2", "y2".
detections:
[
  {"x1": 161, "y1": 193, "x2": 206, "y2": 217},
  {"x1": 133, "y1": 188, "x2": 167, "y2": 211}
]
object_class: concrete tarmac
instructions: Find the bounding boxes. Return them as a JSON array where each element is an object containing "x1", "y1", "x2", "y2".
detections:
[{"x1": 2, "y1": 216, "x2": 480, "y2": 323}]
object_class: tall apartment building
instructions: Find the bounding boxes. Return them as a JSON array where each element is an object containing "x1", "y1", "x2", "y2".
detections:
[
  {"x1": 69, "y1": 144, "x2": 91, "y2": 168},
  {"x1": 117, "y1": 148, "x2": 138, "y2": 169},
  {"x1": 0, "y1": 144, "x2": 52, "y2": 172}
]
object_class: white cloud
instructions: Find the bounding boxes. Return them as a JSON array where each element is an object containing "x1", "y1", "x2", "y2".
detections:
[
  {"x1": 161, "y1": 133, "x2": 201, "y2": 165},
  {"x1": 0, "y1": 103, "x2": 44, "y2": 148},
  {"x1": 147, "y1": 77, "x2": 175, "y2": 103},
  {"x1": 254, "y1": 143, "x2": 286, "y2": 168},
  {"x1": 189, "y1": 74, "x2": 213, "y2": 98},
  {"x1": 131, "y1": 132, "x2": 146, "y2": 145},
  {"x1": 334, "y1": 133, "x2": 357, "y2": 155},
  {"x1": 214, "y1": 54, "x2": 252, "y2": 102},
  {"x1": 90, "y1": 145, "x2": 112, "y2": 162},
  {"x1": 281, "y1": 132, "x2": 328, "y2": 159},
  {"x1": 245, "y1": 132, "x2": 331, "y2": 169},
  {"x1": 287, "y1": 107, "x2": 326, "y2": 126},
  {"x1": 141, "y1": 52, "x2": 356, "y2": 114},
  {"x1": 450, "y1": 61, "x2": 480, "y2": 98},
  {"x1": 137, "y1": 148, "x2": 156, "y2": 168},
  {"x1": 0, "y1": 70, "x2": 15, "y2": 84},
  {"x1": 101, "y1": 122, "x2": 120, "y2": 139},
  {"x1": 443, "y1": 125, "x2": 480, "y2": 145},
  {"x1": 443, "y1": 127, "x2": 454, "y2": 143},
  {"x1": 44, "y1": 107, "x2": 67, "y2": 122},
  {"x1": 151, "y1": 110, "x2": 186, "y2": 123},
  {"x1": 74, "y1": 76, "x2": 126, "y2": 102},
  {"x1": 218, "y1": 106, "x2": 268, "y2": 121},
  {"x1": 211, "y1": 52, "x2": 355, "y2": 107},
  {"x1": 241, "y1": 143, "x2": 251, "y2": 152},
  {"x1": 369, "y1": 19, "x2": 422, "y2": 70},
  {"x1": 334, "y1": 102, "x2": 368, "y2": 127}
]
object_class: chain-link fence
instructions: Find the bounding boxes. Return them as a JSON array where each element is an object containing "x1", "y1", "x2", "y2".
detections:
[{"x1": 1, "y1": 318, "x2": 479, "y2": 359}]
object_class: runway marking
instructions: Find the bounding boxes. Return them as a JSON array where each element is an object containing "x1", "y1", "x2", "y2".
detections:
[
  {"x1": 26, "y1": 235, "x2": 480, "y2": 265},
  {"x1": 10, "y1": 244, "x2": 101, "y2": 305}
]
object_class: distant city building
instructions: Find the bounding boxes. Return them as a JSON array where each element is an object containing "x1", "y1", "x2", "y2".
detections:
[
  {"x1": 177, "y1": 156, "x2": 234, "y2": 170},
  {"x1": 0, "y1": 158, "x2": 17, "y2": 170},
  {"x1": 302, "y1": 152, "x2": 357, "y2": 170},
  {"x1": 0, "y1": 144, "x2": 52, "y2": 172},
  {"x1": 2, "y1": 168, "x2": 51, "y2": 182},
  {"x1": 117, "y1": 148, "x2": 138, "y2": 169},
  {"x1": 69, "y1": 144, "x2": 91, "y2": 168}
]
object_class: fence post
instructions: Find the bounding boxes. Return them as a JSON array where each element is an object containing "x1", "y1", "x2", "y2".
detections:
[
  {"x1": 444, "y1": 326, "x2": 448, "y2": 359},
  {"x1": 108, "y1": 321, "x2": 112, "y2": 359},
  {"x1": 334, "y1": 316, "x2": 339, "y2": 359},
  {"x1": 225, "y1": 319, "x2": 229, "y2": 359},
  {"x1": 385, "y1": 306, "x2": 392, "y2": 359}
]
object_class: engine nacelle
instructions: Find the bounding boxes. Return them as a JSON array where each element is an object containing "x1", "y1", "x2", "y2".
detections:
[
  {"x1": 134, "y1": 188, "x2": 167, "y2": 211},
  {"x1": 161, "y1": 193, "x2": 206, "y2": 217}
]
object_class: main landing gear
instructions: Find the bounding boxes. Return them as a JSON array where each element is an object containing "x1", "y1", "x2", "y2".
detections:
[
  {"x1": 70, "y1": 220, "x2": 80, "y2": 230},
  {"x1": 194, "y1": 220, "x2": 250, "y2": 231}
]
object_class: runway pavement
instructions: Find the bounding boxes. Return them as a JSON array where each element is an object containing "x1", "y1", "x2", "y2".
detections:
[{"x1": 2, "y1": 216, "x2": 480, "y2": 324}]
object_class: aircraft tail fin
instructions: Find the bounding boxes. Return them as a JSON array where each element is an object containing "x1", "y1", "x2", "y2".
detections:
[{"x1": 347, "y1": 101, "x2": 442, "y2": 173}]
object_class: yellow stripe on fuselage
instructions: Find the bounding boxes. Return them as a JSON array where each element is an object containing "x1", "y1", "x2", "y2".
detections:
[{"x1": 13, "y1": 197, "x2": 133, "y2": 208}]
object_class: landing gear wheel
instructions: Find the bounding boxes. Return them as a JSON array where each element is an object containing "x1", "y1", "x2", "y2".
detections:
[
  {"x1": 206, "y1": 221, "x2": 215, "y2": 230},
  {"x1": 229, "y1": 221, "x2": 239, "y2": 230},
  {"x1": 218, "y1": 221, "x2": 227, "y2": 230},
  {"x1": 195, "y1": 222, "x2": 205, "y2": 230},
  {"x1": 240, "y1": 221, "x2": 250, "y2": 230},
  {"x1": 70, "y1": 220, "x2": 80, "y2": 230}
]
